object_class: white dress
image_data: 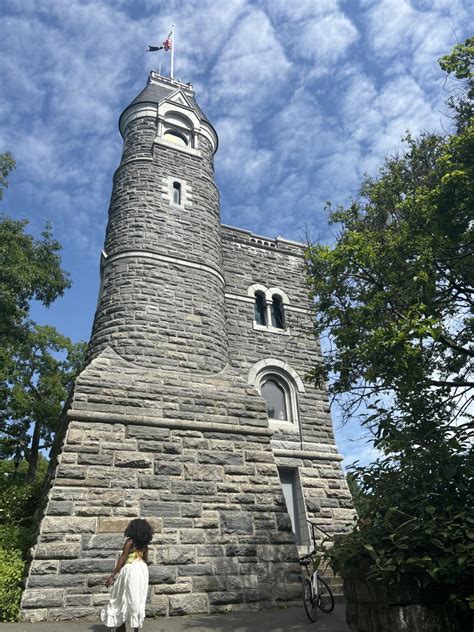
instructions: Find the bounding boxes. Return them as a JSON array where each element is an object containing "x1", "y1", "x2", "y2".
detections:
[{"x1": 101, "y1": 553, "x2": 149, "y2": 629}]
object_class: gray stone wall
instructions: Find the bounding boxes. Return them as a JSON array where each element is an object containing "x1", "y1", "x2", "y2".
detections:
[
  {"x1": 21, "y1": 349, "x2": 301, "y2": 621},
  {"x1": 221, "y1": 226, "x2": 354, "y2": 538},
  {"x1": 89, "y1": 115, "x2": 228, "y2": 371}
]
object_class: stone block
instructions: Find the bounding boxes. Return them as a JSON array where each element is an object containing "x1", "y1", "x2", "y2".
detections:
[
  {"x1": 97, "y1": 517, "x2": 130, "y2": 533},
  {"x1": 154, "y1": 462, "x2": 182, "y2": 476},
  {"x1": 115, "y1": 452, "x2": 153, "y2": 468},
  {"x1": 35, "y1": 542, "x2": 81, "y2": 559},
  {"x1": 169, "y1": 593, "x2": 208, "y2": 615},
  {"x1": 209, "y1": 591, "x2": 244, "y2": 605},
  {"x1": 22, "y1": 589, "x2": 64, "y2": 608},
  {"x1": 141, "y1": 501, "x2": 180, "y2": 517},
  {"x1": 192, "y1": 576, "x2": 226, "y2": 592},
  {"x1": 30, "y1": 560, "x2": 59, "y2": 575},
  {"x1": 184, "y1": 464, "x2": 224, "y2": 481},
  {"x1": 198, "y1": 452, "x2": 243, "y2": 465},
  {"x1": 156, "y1": 545, "x2": 195, "y2": 565},
  {"x1": 138, "y1": 474, "x2": 170, "y2": 489},
  {"x1": 42, "y1": 517, "x2": 96, "y2": 534},
  {"x1": 47, "y1": 607, "x2": 96, "y2": 620},
  {"x1": 221, "y1": 512, "x2": 253, "y2": 535},
  {"x1": 65, "y1": 594, "x2": 93, "y2": 607},
  {"x1": 149, "y1": 566, "x2": 177, "y2": 584},
  {"x1": 181, "y1": 503, "x2": 202, "y2": 517},
  {"x1": 20, "y1": 608, "x2": 48, "y2": 622},
  {"x1": 28, "y1": 574, "x2": 86, "y2": 588},
  {"x1": 177, "y1": 563, "x2": 213, "y2": 576},
  {"x1": 60, "y1": 559, "x2": 112, "y2": 574},
  {"x1": 179, "y1": 529, "x2": 206, "y2": 544},
  {"x1": 47, "y1": 501, "x2": 74, "y2": 516}
]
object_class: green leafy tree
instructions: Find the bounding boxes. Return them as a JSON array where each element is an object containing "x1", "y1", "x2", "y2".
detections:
[
  {"x1": 0, "y1": 153, "x2": 71, "y2": 345},
  {"x1": 0, "y1": 327, "x2": 87, "y2": 482},
  {"x1": 305, "y1": 40, "x2": 473, "y2": 609},
  {"x1": 0, "y1": 152, "x2": 87, "y2": 480}
]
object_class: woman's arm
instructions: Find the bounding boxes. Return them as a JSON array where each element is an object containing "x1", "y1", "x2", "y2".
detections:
[{"x1": 106, "y1": 539, "x2": 133, "y2": 587}]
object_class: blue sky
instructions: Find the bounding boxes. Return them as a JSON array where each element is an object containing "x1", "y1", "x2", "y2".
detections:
[{"x1": 0, "y1": 0, "x2": 471, "y2": 467}]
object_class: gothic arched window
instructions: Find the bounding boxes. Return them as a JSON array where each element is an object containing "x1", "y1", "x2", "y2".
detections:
[
  {"x1": 254, "y1": 292, "x2": 267, "y2": 326},
  {"x1": 248, "y1": 359, "x2": 305, "y2": 430},
  {"x1": 271, "y1": 294, "x2": 285, "y2": 329},
  {"x1": 261, "y1": 377, "x2": 289, "y2": 421}
]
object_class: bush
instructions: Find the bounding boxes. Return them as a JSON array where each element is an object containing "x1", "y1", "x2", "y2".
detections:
[
  {"x1": 0, "y1": 546, "x2": 23, "y2": 622},
  {"x1": 0, "y1": 459, "x2": 48, "y2": 621}
]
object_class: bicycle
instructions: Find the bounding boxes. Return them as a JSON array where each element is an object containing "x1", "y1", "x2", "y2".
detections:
[{"x1": 299, "y1": 522, "x2": 335, "y2": 622}]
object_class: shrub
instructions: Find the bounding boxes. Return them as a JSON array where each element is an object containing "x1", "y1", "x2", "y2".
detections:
[{"x1": 0, "y1": 546, "x2": 23, "y2": 622}]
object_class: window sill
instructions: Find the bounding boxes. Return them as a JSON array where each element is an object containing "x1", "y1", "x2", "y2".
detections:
[
  {"x1": 253, "y1": 322, "x2": 290, "y2": 335},
  {"x1": 154, "y1": 137, "x2": 201, "y2": 157},
  {"x1": 269, "y1": 420, "x2": 300, "y2": 433}
]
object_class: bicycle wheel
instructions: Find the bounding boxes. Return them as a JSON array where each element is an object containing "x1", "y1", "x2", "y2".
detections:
[
  {"x1": 316, "y1": 575, "x2": 335, "y2": 613},
  {"x1": 302, "y1": 577, "x2": 317, "y2": 622}
]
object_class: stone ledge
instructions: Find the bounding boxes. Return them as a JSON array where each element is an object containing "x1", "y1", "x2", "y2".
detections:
[
  {"x1": 67, "y1": 409, "x2": 274, "y2": 437},
  {"x1": 273, "y1": 449, "x2": 344, "y2": 462}
]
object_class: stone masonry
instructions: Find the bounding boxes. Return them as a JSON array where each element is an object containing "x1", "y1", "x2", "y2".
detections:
[{"x1": 20, "y1": 72, "x2": 354, "y2": 621}]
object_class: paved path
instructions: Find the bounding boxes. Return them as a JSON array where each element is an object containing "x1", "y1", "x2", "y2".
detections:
[{"x1": 1, "y1": 604, "x2": 349, "y2": 631}]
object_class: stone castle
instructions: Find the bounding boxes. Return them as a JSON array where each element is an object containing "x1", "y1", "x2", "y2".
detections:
[{"x1": 20, "y1": 72, "x2": 353, "y2": 621}]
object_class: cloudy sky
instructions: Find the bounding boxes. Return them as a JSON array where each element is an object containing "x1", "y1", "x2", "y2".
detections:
[{"x1": 0, "y1": 0, "x2": 471, "y2": 466}]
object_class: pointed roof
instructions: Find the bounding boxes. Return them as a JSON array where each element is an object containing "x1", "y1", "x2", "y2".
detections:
[{"x1": 119, "y1": 72, "x2": 212, "y2": 132}]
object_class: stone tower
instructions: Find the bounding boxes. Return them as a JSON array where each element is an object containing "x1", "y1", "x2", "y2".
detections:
[{"x1": 21, "y1": 73, "x2": 354, "y2": 622}]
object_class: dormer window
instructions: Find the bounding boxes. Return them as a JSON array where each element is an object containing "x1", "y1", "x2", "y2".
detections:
[
  {"x1": 173, "y1": 181, "x2": 182, "y2": 205},
  {"x1": 164, "y1": 130, "x2": 188, "y2": 146}
]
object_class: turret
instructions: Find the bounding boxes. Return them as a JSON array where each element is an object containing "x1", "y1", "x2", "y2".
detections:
[{"x1": 89, "y1": 72, "x2": 227, "y2": 371}]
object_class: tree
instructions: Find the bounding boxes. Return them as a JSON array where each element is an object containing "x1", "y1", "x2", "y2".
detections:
[
  {"x1": 0, "y1": 155, "x2": 71, "y2": 345},
  {"x1": 1, "y1": 327, "x2": 87, "y2": 483},
  {"x1": 305, "y1": 40, "x2": 473, "y2": 609},
  {"x1": 0, "y1": 153, "x2": 87, "y2": 480}
]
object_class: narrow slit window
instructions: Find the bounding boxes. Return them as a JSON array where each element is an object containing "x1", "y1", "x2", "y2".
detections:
[
  {"x1": 271, "y1": 295, "x2": 285, "y2": 329},
  {"x1": 278, "y1": 467, "x2": 308, "y2": 545},
  {"x1": 254, "y1": 292, "x2": 267, "y2": 326},
  {"x1": 173, "y1": 181, "x2": 182, "y2": 205}
]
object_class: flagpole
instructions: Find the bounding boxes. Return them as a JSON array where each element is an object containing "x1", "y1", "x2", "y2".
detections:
[{"x1": 170, "y1": 24, "x2": 175, "y2": 79}]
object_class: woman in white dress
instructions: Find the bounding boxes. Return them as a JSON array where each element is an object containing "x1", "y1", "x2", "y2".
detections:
[{"x1": 101, "y1": 518, "x2": 154, "y2": 631}]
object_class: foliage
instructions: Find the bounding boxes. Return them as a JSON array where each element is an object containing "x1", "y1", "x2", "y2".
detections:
[
  {"x1": 439, "y1": 36, "x2": 473, "y2": 131},
  {"x1": 345, "y1": 473, "x2": 370, "y2": 517},
  {"x1": 0, "y1": 214, "x2": 72, "y2": 344},
  {"x1": 0, "y1": 151, "x2": 87, "y2": 481},
  {"x1": 0, "y1": 152, "x2": 15, "y2": 201},
  {"x1": 0, "y1": 461, "x2": 48, "y2": 622},
  {"x1": 0, "y1": 327, "x2": 87, "y2": 482},
  {"x1": 306, "y1": 43, "x2": 473, "y2": 608},
  {"x1": 0, "y1": 546, "x2": 23, "y2": 622}
]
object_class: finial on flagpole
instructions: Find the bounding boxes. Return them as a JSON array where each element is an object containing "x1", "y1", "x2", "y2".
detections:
[{"x1": 170, "y1": 25, "x2": 175, "y2": 79}]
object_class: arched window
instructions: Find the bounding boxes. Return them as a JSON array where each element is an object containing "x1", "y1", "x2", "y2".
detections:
[
  {"x1": 261, "y1": 377, "x2": 289, "y2": 421},
  {"x1": 254, "y1": 292, "x2": 267, "y2": 326},
  {"x1": 248, "y1": 284, "x2": 289, "y2": 332},
  {"x1": 164, "y1": 130, "x2": 188, "y2": 146},
  {"x1": 271, "y1": 294, "x2": 285, "y2": 329},
  {"x1": 248, "y1": 359, "x2": 305, "y2": 429},
  {"x1": 173, "y1": 181, "x2": 182, "y2": 205}
]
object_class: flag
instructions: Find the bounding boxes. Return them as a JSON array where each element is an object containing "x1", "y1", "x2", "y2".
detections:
[{"x1": 148, "y1": 30, "x2": 172, "y2": 52}]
